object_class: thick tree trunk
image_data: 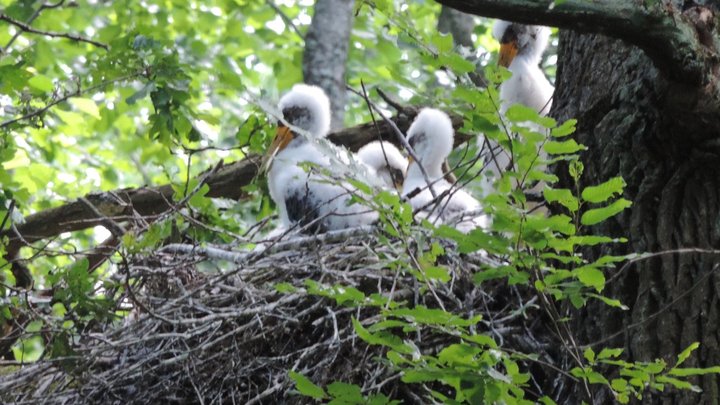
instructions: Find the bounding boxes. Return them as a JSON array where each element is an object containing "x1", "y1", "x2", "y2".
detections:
[
  {"x1": 438, "y1": 6, "x2": 475, "y2": 48},
  {"x1": 302, "y1": 0, "x2": 354, "y2": 131},
  {"x1": 553, "y1": 30, "x2": 720, "y2": 404}
]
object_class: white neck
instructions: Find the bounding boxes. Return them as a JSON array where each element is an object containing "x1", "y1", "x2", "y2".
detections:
[{"x1": 408, "y1": 159, "x2": 444, "y2": 181}]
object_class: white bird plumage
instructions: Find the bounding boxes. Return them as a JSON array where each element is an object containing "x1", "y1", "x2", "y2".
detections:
[
  {"x1": 265, "y1": 84, "x2": 378, "y2": 233},
  {"x1": 492, "y1": 20, "x2": 554, "y2": 115},
  {"x1": 357, "y1": 141, "x2": 407, "y2": 190},
  {"x1": 402, "y1": 108, "x2": 489, "y2": 233},
  {"x1": 481, "y1": 21, "x2": 555, "y2": 198}
]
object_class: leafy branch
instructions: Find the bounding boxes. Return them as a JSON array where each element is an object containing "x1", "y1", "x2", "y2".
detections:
[
  {"x1": 0, "y1": 72, "x2": 144, "y2": 129},
  {"x1": 0, "y1": 12, "x2": 109, "y2": 51}
]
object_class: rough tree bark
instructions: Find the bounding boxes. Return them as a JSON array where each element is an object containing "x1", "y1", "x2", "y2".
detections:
[
  {"x1": 554, "y1": 30, "x2": 720, "y2": 405},
  {"x1": 302, "y1": 0, "x2": 354, "y2": 131},
  {"x1": 435, "y1": 0, "x2": 720, "y2": 403},
  {"x1": 438, "y1": 6, "x2": 475, "y2": 49}
]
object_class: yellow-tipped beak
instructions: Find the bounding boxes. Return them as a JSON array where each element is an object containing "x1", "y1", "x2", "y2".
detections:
[
  {"x1": 406, "y1": 155, "x2": 414, "y2": 172},
  {"x1": 261, "y1": 125, "x2": 294, "y2": 173},
  {"x1": 498, "y1": 41, "x2": 519, "y2": 68}
]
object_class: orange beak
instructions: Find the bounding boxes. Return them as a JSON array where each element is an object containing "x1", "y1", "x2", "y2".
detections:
[
  {"x1": 498, "y1": 41, "x2": 519, "y2": 68},
  {"x1": 261, "y1": 125, "x2": 294, "y2": 173}
]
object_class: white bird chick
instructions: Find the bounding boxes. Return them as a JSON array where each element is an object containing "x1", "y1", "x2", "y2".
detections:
[
  {"x1": 264, "y1": 84, "x2": 378, "y2": 233},
  {"x1": 493, "y1": 20, "x2": 554, "y2": 115},
  {"x1": 402, "y1": 108, "x2": 490, "y2": 233},
  {"x1": 480, "y1": 21, "x2": 555, "y2": 200},
  {"x1": 357, "y1": 141, "x2": 407, "y2": 190}
]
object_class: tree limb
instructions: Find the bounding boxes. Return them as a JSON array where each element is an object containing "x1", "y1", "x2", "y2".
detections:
[
  {"x1": 434, "y1": 0, "x2": 716, "y2": 85},
  {"x1": 0, "y1": 12, "x2": 108, "y2": 50}
]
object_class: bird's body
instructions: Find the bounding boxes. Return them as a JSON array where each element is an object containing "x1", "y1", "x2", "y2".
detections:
[
  {"x1": 481, "y1": 21, "x2": 554, "y2": 197},
  {"x1": 493, "y1": 20, "x2": 554, "y2": 114},
  {"x1": 357, "y1": 141, "x2": 407, "y2": 190},
  {"x1": 498, "y1": 55, "x2": 554, "y2": 115},
  {"x1": 265, "y1": 84, "x2": 377, "y2": 233},
  {"x1": 402, "y1": 109, "x2": 489, "y2": 233}
]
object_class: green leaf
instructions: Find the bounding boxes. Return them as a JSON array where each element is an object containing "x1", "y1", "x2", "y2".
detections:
[
  {"x1": 543, "y1": 187, "x2": 579, "y2": 212},
  {"x1": 669, "y1": 366, "x2": 720, "y2": 376},
  {"x1": 438, "y1": 343, "x2": 481, "y2": 366},
  {"x1": 69, "y1": 98, "x2": 101, "y2": 119},
  {"x1": 580, "y1": 199, "x2": 632, "y2": 226},
  {"x1": 581, "y1": 177, "x2": 626, "y2": 203},
  {"x1": 589, "y1": 294, "x2": 629, "y2": 310},
  {"x1": 539, "y1": 396, "x2": 558, "y2": 405},
  {"x1": 611, "y1": 378, "x2": 628, "y2": 392},
  {"x1": 27, "y1": 74, "x2": 54, "y2": 92},
  {"x1": 424, "y1": 266, "x2": 450, "y2": 282},
  {"x1": 274, "y1": 282, "x2": 297, "y2": 293},
  {"x1": 597, "y1": 348, "x2": 624, "y2": 360},
  {"x1": 574, "y1": 266, "x2": 605, "y2": 292},
  {"x1": 676, "y1": 342, "x2": 700, "y2": 367},
  {"x1": 442, "y1": 53, "x2": 475, "y2": 73},
  {"x1": 327, "y1": 382, "x2": 363, "y2": 403},
  {"x1": 584, "y1": 347, "x2": 595, "y2": 362},
  {"x1": 656, "y1": 376, "x2": 701, "y2": 392},
  {"x1": 352, "y1": 318, "x2": 414, "y2": 354},
  {"x1": 551, "y1": 119, "x2": 577, "y2": 138},
  {"x1": 289, "y1": 371, "x2": 326, "y2": 400},
  {"x1": 544, "y1": 139, "x2": 586, "y2": 155}
]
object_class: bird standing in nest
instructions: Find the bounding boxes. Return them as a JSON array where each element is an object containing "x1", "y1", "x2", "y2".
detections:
[
  {"x1": 494, "y1": 20, "x2": 554, "y2": 114},
  {"x1": 402, "y1": 108, "x2": 490, "y2": 233},
  {"x1": 263, "y1": 84, "x2": 378, "y2": 234},
  {"x1": 481, "y1": 21, "x2": 554, "y2": 199},
  {"x1": 357, "y1": 141, "x2": 407, "y2": 191}
]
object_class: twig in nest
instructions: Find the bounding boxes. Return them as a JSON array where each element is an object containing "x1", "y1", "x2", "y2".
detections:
[{"x1": 160, "y1": 225, "x2": 377, "y2": 263}]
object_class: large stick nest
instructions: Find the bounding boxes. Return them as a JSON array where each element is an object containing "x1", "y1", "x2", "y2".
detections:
[{"x1": 0, "y1": 229, "x2": 558, "y2": 404}]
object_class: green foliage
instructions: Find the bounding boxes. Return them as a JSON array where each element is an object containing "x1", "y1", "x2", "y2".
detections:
[
  {"x1": 573, "y1": 343, "x2": 717, "y2": 403},
  {"x1": 0, "y1": 0, "x2": 716, "y2": 403}
]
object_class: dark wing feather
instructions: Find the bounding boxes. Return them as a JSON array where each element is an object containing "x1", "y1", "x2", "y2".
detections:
[{"x1": 285, "y1": 184, "x2": 327, "y2": 234}]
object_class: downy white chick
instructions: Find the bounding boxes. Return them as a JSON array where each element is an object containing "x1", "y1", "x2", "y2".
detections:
[
  {"x1": 402, "y1": 108, "x2": 490, "y2": 233},
  {"x1": 264, "y1": 84, "x2": 378, "y2": 234}
]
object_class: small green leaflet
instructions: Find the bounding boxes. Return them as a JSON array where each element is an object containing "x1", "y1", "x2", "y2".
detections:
[
  {"x1": 543, "y1": 187, "x2": 579, "y2": 212},
  {"x1": 675, "y1": 342, "x2": 699, "y2": 367},
  {"x1": 28, "y1": 74, "x2": 54, "y2": 92},
  {"x1": 581, "y1": 177, "x2": 626, "y2": 203},
  {"x1": 289, "y1": 371, "x2": 326, "y2": 400},
  {"x1": 581, "y1": 199, "x2": 632, "y2": 226},
  {"x1": 574, "y1": 266, "x2": 605, "y2": 292},
  {"x1": 544, "y1": 139, "x2": 586, "y2": 155}
]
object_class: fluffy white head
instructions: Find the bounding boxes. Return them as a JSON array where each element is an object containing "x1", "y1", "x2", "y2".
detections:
[
  {"x1": 493, "y1": 20, "x2": 551, "y2": 65},
  {"x1": 407, "y1": 108, "x2": 454, "y2": 170},
  {"x1": 278, "y1": 84, "x2": 331, "y2": 138},
  {"x1": 357, "y1": 141, "x2": 407, "y2": 188},
  {"x1": 357, "y1": 141, "x2": 406, "y2": 173}
]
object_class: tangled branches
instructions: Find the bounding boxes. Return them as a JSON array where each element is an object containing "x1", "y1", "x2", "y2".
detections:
[{"x1": 0, "y1": 229, "x2": 559, "y2": 404}]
